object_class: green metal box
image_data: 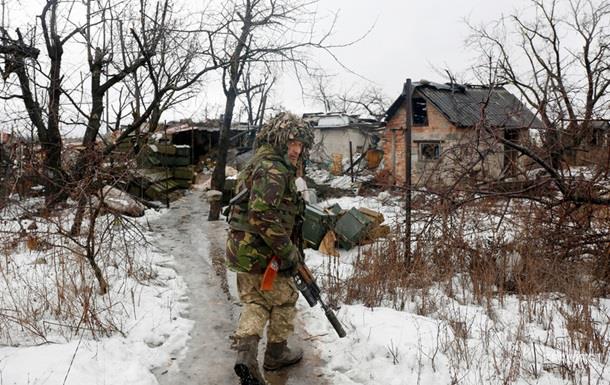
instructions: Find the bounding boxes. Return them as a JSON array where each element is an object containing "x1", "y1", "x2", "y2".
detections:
[
  {"x1": 302, "y1": 204, "x2": 336, "y2": 249},
  {"x1": 173, "y1": 165, "x2": 195, "y2": 180},
  {"x1": 175, "y1": 145, "x2": 191, "y2": 158},
  {"x1": 334, "y1": 207, "x2": 374, "y2": 249}
]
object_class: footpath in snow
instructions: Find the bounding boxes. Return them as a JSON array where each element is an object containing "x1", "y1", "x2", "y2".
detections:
[
  {"x1": 2, "y1": 189, "x2": 608, "y2": 385},
  {"x1": 152, "y1": 190, "x2": 330, "y2": 385}
]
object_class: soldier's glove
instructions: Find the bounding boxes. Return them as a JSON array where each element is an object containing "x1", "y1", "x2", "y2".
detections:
[{"x1": 280, "y1": 248, "x2": 302, "y2": 276}]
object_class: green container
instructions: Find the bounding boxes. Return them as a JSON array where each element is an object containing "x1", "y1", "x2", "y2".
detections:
[
  {"x1": 155, "y1": 143, "x2": 176, "y2": 155},
  {"x1": 173, "y1": 166, "x2": 195, "y2": 180},
  {"x1": 145, "y1": 179, "x2": 179, "y2": 201},
  {"x1": 302, "y1": 204, "x2": 336, "y2": 249},
  {"x1": 139, "y1": 168, "x2": 172, "y2": 183},
  {"x1": 328, "y1": 203, "x2": 343, "y2": 216},
  {"x1": 175, "y1": 179, "x2": 192, "y2": 189},
  {"x1": 175, "y1": 145, "x2": 191, "y2": 158},
  {"x1": 138, "y1": 146, "x2": 161, "y2": 167},
  {"x1": 334, "y1": 207, "x2": 374, "y2": 249},
  {"x1": 115, "y1": 140, "x2": 134, "y2": 153},
  {"x1": 158, "y1": 154, "x2": 191, "y2": 166}
]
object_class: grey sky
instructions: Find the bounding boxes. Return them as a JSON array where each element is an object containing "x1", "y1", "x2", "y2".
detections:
[
  {"x1": 274, "y1": 0, "x2": 531, "y2": 114},
  {"x1": 3, "y1": 0, "x2": 532, "y2": 131},
  {"x1": 174, "y1": 0, "x2": 532, "y2": 120}
]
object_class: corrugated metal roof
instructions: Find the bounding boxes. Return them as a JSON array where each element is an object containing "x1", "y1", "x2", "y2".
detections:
[{"x1": 385, "y1": 82, "x2": 542, "y2": 129}]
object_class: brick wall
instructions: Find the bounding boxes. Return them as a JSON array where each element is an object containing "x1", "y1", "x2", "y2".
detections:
[
  {"x1": 383, "y1": 97, "x2": 508, "y2": 185},
  {"x1": 383, "y1": 98, "x2": 462, "y2": 185}
]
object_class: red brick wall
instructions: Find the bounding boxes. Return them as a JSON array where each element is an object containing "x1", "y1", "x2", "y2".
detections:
[{"x1": 383, "y1": 98, "x2": 460, "y2": 185}]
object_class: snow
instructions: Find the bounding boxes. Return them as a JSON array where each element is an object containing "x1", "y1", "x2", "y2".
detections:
[
  {"x1": 297, "y1": 195, "x2": 610, "y2": 385},
  {"x1": 0, "y1": 207, "x2": 192, "y2": 385},
  {"x1": 300, "y1": 302, "x2": 451, "y2": 385},
  {"x1": 307, "y1": 161, "x2": 377, "y2": 193},
  {"x1": 2, "y1": 190, "x2": 609, "y2": 385}
]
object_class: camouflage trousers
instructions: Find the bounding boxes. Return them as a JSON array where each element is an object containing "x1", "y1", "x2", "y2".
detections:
[{"x1": 234, "y1": 272, "x2": 299, "y2": 343}]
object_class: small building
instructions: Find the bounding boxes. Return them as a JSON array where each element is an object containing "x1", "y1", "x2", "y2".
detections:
[
  {"x1": 564, "y1": 120, "x2": 610, "y2": 167},
  {"x1": 383, "y1": 81, "x2": 540, "y2": 185},
  {"x1": 164, "y1": 119, "x2": 254, "y2": 163},
  {"x1": 303, "y1": 112, "x2": 383, "y2": 164}
]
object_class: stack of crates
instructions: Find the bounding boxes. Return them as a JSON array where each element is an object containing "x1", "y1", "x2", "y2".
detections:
[
  {"x1": 302, "y1": 204, "x2": 337, "y2": 249},
  {"x1": 128, "y1": 142, "x2": 195, "y2": 201},
  {"x1": 301, "y1": 203, "x2": 388, "y2": 251}
]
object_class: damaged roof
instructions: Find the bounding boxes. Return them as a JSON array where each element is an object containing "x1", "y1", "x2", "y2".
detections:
[{"x1": 385, "y1": 81, "x2": 542, "y2": 129}]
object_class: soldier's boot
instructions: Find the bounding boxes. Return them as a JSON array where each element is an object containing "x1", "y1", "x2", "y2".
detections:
[
  {"x1": 263, "y1": 340, "x2": 304, "y2": 371},
  {"x1": 234, "y1": 336, "x2": 267, "y2": 385}
]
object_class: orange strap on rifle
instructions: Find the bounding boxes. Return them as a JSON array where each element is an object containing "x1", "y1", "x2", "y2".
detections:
[{"x1": 260, "y1": 256, "x2": 280, "y2": 291}]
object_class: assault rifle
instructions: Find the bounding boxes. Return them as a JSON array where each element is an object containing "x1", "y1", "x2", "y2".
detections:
[
  {"x1": 294, "y1": 262, "x2": 347, "y2": 338},
  {"x1": 293, "y1": 203, "x2": 347, "y2": 339}
]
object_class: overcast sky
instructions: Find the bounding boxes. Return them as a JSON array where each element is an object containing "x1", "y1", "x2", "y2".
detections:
[
  {"x1": 184, "y1": 0, "x2": 533, "y2": 119},
  {"x1": 275, "y1": 0, "x2": 532, "y2": 113},
  {"x1": 3, "y1": 0, "x2": 533, "y2": 131}
]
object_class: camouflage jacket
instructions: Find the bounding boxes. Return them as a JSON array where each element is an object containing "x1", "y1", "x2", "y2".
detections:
[{"x1": 226, "y1": 144, "x2": 301, "y2": 273}]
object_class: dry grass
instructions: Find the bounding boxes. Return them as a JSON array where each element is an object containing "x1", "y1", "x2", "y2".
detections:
[
  {"x1": 319, "y1": 192, "x2": 610, "y2": 384},
  {"x1": 0, "y1": 193, "x2": 152, "y2": 345}
]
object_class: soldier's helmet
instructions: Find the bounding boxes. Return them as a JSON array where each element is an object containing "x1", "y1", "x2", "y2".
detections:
[{"x1": 255, "y1": 112, "x2": 314, "y2": 157}]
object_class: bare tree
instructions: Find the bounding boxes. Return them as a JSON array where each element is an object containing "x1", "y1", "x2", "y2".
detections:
[
  {"x1": 69, "y1": 0, "x2": 225, "y2": 234},
  {"x1": 241, "y1": 62, "x2": 276, "y2": 128},
  {"x1": 206, "y1": 0, "x2": 345, "y2": 220},
  {"x1": 0, "y1": 0, "x2": 82, "y2": 201},
  {"x1": 308, "y1": 73, "x2": 390, "y2": 120},
  {"x1": 469, "y1": 0, "x2": 610, "y2": 172}
]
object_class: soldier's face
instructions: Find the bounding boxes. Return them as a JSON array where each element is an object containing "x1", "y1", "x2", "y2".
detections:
[{"x1": 287, "y1": 140, "x2": 304, "y2": 166}]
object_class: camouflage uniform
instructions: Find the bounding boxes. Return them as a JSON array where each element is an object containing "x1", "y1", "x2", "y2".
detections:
[
  {"x1": 226, "y1": 142, "x2": 302, "y2": 341},
  {"x1": 226, "y1": 112, "x2": 312, "y2": 348}
]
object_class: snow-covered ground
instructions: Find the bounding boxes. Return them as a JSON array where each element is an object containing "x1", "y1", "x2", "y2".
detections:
[
  {"x1": 1, "y1": 184, "x2": 609, "y2": 385},
  {"x1": 0, "y1": 205, "x2": 193, "y2": 385},
  {"x1": 299, "y1": 194, "x2": 610, "y2": 385}
]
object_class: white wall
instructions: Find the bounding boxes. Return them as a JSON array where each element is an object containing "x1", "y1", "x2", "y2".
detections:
[{"x1": 310, "y1": 127, "x2": 369, "y2": 163}]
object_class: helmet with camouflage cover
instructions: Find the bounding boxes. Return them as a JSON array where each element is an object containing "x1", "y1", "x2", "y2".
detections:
[{"x1": 254, "y1": 112, "x2": 314, "y2": 158}]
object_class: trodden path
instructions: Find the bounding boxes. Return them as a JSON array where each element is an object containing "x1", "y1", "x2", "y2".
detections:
[{"x1": 150, "y1": 190, "x2": 330, "y2": 385}]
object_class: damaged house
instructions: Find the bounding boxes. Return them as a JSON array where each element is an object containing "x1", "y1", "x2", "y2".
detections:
[
  {"x1": 303, "y1": 112, "x2": 383, "y2": 164},
  {"x1": 564, "y1": 119, "x2": 610, "y2": 167},
  {"x1": 164, "y1": 119, "x2": 254, "y2": 163},
  {"x1": 383, "y1": 81, "x2": 540, "y2": 185}
]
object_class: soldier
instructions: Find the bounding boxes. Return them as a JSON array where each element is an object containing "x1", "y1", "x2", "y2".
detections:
[{"x1": 226, "y1": 112, "x2": 314, "y2": 385}]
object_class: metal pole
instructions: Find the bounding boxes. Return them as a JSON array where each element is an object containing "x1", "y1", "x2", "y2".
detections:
[
  {"x1": 403, "y1": 79, "x2": 413, "y2": 265},
  {"x1": 164, "y1": 121, "x2": 169, "y2": 208},
  {"x1": 349, "y1": 141, "x2": 354, "y2": 183},
  {"x1": 191, "y1": 126, "x2": 195, "y2": 164}
]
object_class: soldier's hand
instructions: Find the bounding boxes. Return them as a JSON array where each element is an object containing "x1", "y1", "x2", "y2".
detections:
[{"x1": 281, "y1": 248, "x2": 302, "y2": 276}]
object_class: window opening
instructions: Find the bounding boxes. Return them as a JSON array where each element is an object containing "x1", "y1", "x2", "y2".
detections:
[
  {"x1": 412, "y1": 98, "x2": 428, "y2": 126},
  {"x1": 419, "y1": 142, "x2": 440, "y2": 161}
]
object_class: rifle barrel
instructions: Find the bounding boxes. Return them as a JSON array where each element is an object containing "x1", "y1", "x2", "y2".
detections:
[{"x1": 320, "y1": 299, "x2": 347, "y2": 338}]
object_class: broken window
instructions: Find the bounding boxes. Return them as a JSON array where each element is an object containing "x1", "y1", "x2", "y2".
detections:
[
  {"x1": 412, "y1": 98, "x2": 428, "y2": 126},
  {"x1": 418, "y1": 142, "x2": 440, "y2": 161},
  {"x1": 590, "y1": 128, "x2": 607, "y2": 147},
  {"x1": 503, "y1": 129, "x2": 519, "y2": 176}
]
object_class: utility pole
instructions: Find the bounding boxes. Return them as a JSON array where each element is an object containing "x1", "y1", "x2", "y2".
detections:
[
  {"x1": 403, "y1": 79, "x2": 413, "y2": 265},
  {"x1": 1, "y1": 0, "x2": 6, "y2": 29}
]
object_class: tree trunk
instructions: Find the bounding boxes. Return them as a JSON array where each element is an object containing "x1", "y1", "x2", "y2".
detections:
[
  {"x1": 208, "y1": 88, "x2": 237, "y2": 220},
  {"x1": 44, "y1": 57, "x2": 65, "y2": 203},
  {"x1": 44, "y1": 3, "x2": 67, "y2": 204}
]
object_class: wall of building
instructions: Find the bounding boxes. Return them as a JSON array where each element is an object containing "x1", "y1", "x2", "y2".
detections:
[
  {"x1": 311, "y1": 127, "x2": 369, "y2": 163},
  {"x1": 383, "y1": 99, "x2": 506, "y2": 185}
]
